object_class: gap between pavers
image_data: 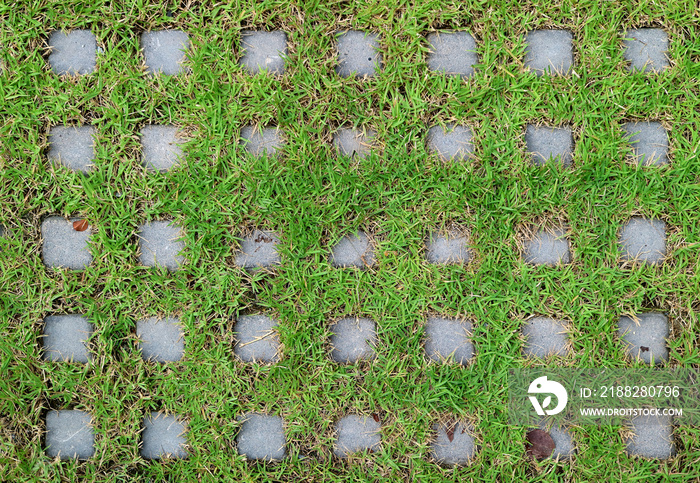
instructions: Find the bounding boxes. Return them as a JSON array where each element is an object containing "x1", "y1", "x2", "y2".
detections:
[
  {"x1": 335, "y1": 30, "x2": 382, "y2": 78},
  {"x1": 333, "y1": 127, "x2": 376, "y2": 159},
  {"x1": 48, "y1": 30, "x2": 97, "y2": 76},
  {"x1": 141, "y1": 412, "x2": 188, "y2": 460},
  {"x1": 233, "y1": 314, "x2": 281, "y2": 363},
  {"x1": 329, "y1": 317, "x2": 378, "y2": 363},
  {"x1": 42, "y1": 314, "x2": 93, "y2": 363},
  {"x1": 426, "y1": 124, "x2": 474, "y2": 162},
  {"x1": 41, "y1": 216, "x2": 93, "y2": 270},
  {"x1": 625, "y1": 413, "x2": 675, "y2": 459},
  {"x1": 140, "y1": 125, "x2": 184, "y2": 172},
  {"x1": 618, "y1": 313, "x2": 669, "y2": 366},
  {"x1": 521, "y1": 317, "x2": 570, "y2": 359},
  {"x1": 522, "y1": 226, "x2": 571, "y2": 266},
  {"x1": 45, "y1": 410, "x2": 95, "y2": 460},
  {"x1": 424, "y1": 317, "x2": 474, "y2": 365},
  {"x1": 622, "y1": 122, "x2": 669, "y2": 166},
  {"x1": 236, "y1": 413, "x2": 286, "y2": 461},
  {"x1": 524, "y1": 30, "x2": 573, "y2": 76},
  {"x1": 623, "y1": 28, "x2": 669, "y2": 74},
  {"x1": 240, "y1": 126, "x2": 284, "y2": 158},
  {"x1": 618, "y1": 217, "x2": 666, "y2": 266},
  {"x1": 48, "y1": 125, "x2": 96, "y2": 173},
  {"x1": 141, "y1": 30, "x2": 190, "y2": 76},
  {"x1": 239, "y1": 30, "x2": 287, "y2": 76},
  {"x1": 430, "y1": 421, "x2": 476, "y2": 466},
  {"x1": 525, "y1": 125, "x2": 574, "y2": 167},
  {"x1": 137, "y1": 317, "x2": 184, "y2": 363},
  {"x1": 330, "y1": 231, "x2": 375, "y2": 268},
  {"x1": 137, "y1": 220, "x2": 186, "y2": 272},
  {"x1": 426, "y1": 31, "x2": 478, "y2": 78},
  {"x1": 333, "y1": 414, "x2": 381, "y2": 457},
  {"x1": 234, "y1": 229, "x2": 281, "y2": 269},
  {"x1": 425, "y1": 230, "x2": 471, "y2": 264}
]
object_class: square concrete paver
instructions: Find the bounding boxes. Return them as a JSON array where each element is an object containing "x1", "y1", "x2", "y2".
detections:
[
  {"x1": 141, "y1": 30, "x2": 190, "y2": 76},
  {"x1": 137, "y1": 317, "x2": 184, "y2": 363},
  {"x1": 234, "y1": 229, "x2": 281, "y2": 269},
  {"x1": 618, "y1": 313, "x2": 669, "y2": 365},
  {"x1": 525, "y1": 125, "x2": 574, "y2": 166},
  {"x1": 522, "y1": 227, "x2": 571, "y2": 266},
  {"x1": 42, "y1": 315, "x2": 93, "y2": 363},
  {"x1": 48, "y1": 30, "x2": 97, "y2": 76},
  {"x1": 239, "y1": 30, "x2": 287, "y2": 76},
  {"x1": 426, "y1": 231, "x2": 471, "y2": 264},
  {"x1": 236, "y1": 413, "x2": 286, "y2": 461},
  {"x1": 140, "y1": 125, "x2": 184, "y2": 172},
  {"x1": 333, "y1": 414, "x2": 381, "y2": 457},
  {"x1": 545, "y1": 424, "x2": 575, "y2": 459},
  {"x1": 48, "y1": 125, "x2": 96, "y2": 173},
  {"x1": 430, "y1": 422, "x2": 476, "y2": 466},
  {"x1": 240, "y1": 126, "x2": 284, "y2": 158},
  {"x1": 330, "y1": 231, "x2": 375, "y2": 268},
  {"x1": 141, "y1": 412, "x2": 188, "y2": 460},
  {"x1": 618, "y1": 217, "x2": 666, "y2": 265},
  {"x1": 426, "y1": 31, "x2": 478, "y2": 78},
  {"x1": 424, "y1": 317, "x2": 474, "y2": 365},
  {"x1": 626, "y1": 413, "x2": 675, "y2": 459},
  {"x1": 336, "y1": 31, "x2": 382, "y2": 78},
  {"x1": 522, "y1": 317, "x2": 570, "y2": 358},
  {"x1": 524, "y1": 30, "x2": 573, "y2": 76},
  {"x1": 234, "y1": 315, "x2": 281, "y2": 363},
  {"x1": 41, "y1": 216, "x2": 93, "y2": 270},
  {"x1": 427, "y1": 124, "x2": 474, "y2": 162},
  {"x1": 138, "y1": 221, "x2": 185, "y2": 271},
  {"x1": 45, "y1": 410, "x2": 94, "y2": 460},
  {"x1": 329, "y1": 317, "x2": 377, "y2": 363},
  {"x1": 622, "y1": 122, "x2": 669, "y2": 166},
  {"x1": 334, "y1": 127, "x2": 376, "y2": 159},
  {"x1": 623, "y1": 29, "x2": 669, "y2": 74}
]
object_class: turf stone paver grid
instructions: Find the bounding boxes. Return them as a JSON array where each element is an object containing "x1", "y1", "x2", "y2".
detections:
[
  {"x1": 41, "y1": 216, "x2": 93, "y2": 270},
  {"x1": 42, "y1": 315, "x2": 93, "y2": 363},
  {"x1": 48, "y1": 30, "x2": 97, "y2": 76},
  {"x1": 45, "y1": 410, "x2": 95, "y2": 460},
  {"x1": 141, "y1": 412, "x2": 188, "y2": 460},
  {"x1": 47, "y1": 125, "x2": 96, "y2": 173}
]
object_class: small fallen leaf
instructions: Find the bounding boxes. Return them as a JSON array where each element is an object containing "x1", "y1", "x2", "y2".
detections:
[
  {"x1": 372, "y1": 413, "x2": 380, "y2": 423},
  {"x1": 640, "y1": 346, "x2": 649, "y2": 353},
  {"x1": 525, "y1": 429, "x2": 555, "y2": 460},
  {"x1": 446, "y1": 424, "x2": 455, "y2": 442},
  {"x1": 72, "y1": 219, "x2": 88, "y2": 232}
]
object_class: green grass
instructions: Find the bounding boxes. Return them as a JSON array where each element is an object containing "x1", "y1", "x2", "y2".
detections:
[{"x1": 1, "y1": 0, "x2": 700, "y2": 481}]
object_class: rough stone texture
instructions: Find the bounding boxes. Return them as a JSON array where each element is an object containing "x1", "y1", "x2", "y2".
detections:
[
  {"x1": 41, "y1": 216, "x2": 93, "y2": 270},
  {"x1": 427, "y1": 124, "x2": 474, "y2": 162},
  {"x1": 525, "y1": 125, "x2": 574, "y2": 166},
  {"x1": 522, "y1": 227, "x2": 571, "y2": 266},
  {"x1": 618, "y1": 313, "x2": 669, "y2": 365},
  {"x1": 626, "y1": 413, "x2": 675, "y2": 459},
  {"x1": 333, "y1": 414, "x2": 381, "y2": 457},
  {"x1": 330, "y1": 231, "x2": 375, "y2": 268},
  {"x1": 424, "y1": 317, "x2": 474, "y2": 365},
  {"x1": 622, "y1": 122, "x2": 669, "y2": 166},
  {"x1": 141, "y1": 30, "x2": 190, "y2": 76},
  {"x1": 45, "y1": 410, "x2": 94, "y2": 460},
  {"x1": 138, "y1": 221, "x2": 185, "y2": 271},
  {"x1": 137, "y1": 317, "x2": 184, "y2": 363},
  {"x1": 336, "y1": 30, "x2": 382, "y2": 78},
  {"x1": 234, "y1": 229, "x2": 281, "y2": 269},
  {"x1": 623, "y1": 29, "x2": 669, "y2": 74},
  {"x1": 426, "y1": 31, "x2": 478, "y2": 78},
  {"x1": 236, "y1": 413, "x2": 286, "y2": 461},
  {"x1": 522, "y1": 317, "x2": 570, "y2": 358},
  {"x1": 42, "y1": 315, "x2": 93, "y2": 363},
  {"x1": 547, "y1": 424, "x2": 576, "y2": 459},
  {"x1": 524, "y1": 30, "x2": 573, "y2": 76},
  {"x1": 333, "y1": 127, "x2": 376, "y2": 159},
  {"x1": 140, "y1": 125, "x2": 184, "y2": 172},
  {"x1": 430, "y1": 422, "x2": 476, "y2": 466},
  {"x1": 426, "y1": 231, "x2": 471, "y2": 264},
  {"x1": 48, "y1": 30, "x2": 97, "y2": 76},
  {"x1": 234, "y1": 315, "x2": 281, "y2": 363},
  {"x1": 329, "y1": 317, "x2": 377, "y2": 363},
  {"x1": 141, "y1": 412, "x2": 188, "y2": 460},
  {"x1": 618, "y1": 217, "x2": 666, "y2": 265},
  {"x1": 239, "y1": 30, "x2": 287, "y2": 76},
  {"x1": 48, "y1": 125, "x2": 96, "y2": 173},
  {"x1": 240, "y1": 126, "x2": 284, "y2": 158}
]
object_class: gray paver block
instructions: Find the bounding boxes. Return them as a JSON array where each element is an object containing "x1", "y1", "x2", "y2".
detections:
[
  {"x1": 236, "y1": 413, "x2": 286, "y2": 461},
  {"x1": 426, "y1": 31, "x2": 478, "y2": 78},
  {"x1": 623, "y1": 29, "x2": 669, "y2": 74},
  {"x1": 546, "y1": 424, "x2": 575, "y2": 459},
  {"x1": 618, "y1": 313, "x2": 669, "y2": 365},
  {"x1": 329, "y1": 317, "x2": 377, "y2": 363},
  {"x1": 48, "y1": 30, "x2": 97, "y2": 76},
  {"x1": 622, "y1": 121, "x2": 668, "y2": 166},
  {"x1": 140, "y1": 125, "x2": 184, "y2": 172},
  {"x1": 240, "y1": 126, "x2": 284, "y2": 158},
  {"x1": 42, "y1": 315, "x2": 93, "y2": 363},
  {"x1": 336, "y1": 30, "x2": 382, "y2": 78},
  {"x1": 426, "y1": 231, "x2": 471, "y2": 264},
  {"x1": 424, "y1": 317, "x2": 474, "y2": 365},
  {"x1": 334, "y1": 414, "x2": 381, "y2": 457},
  {"x1": 522, "y1": 227, "x2": 571, "y2": 266},
  {"x1": 525, "y1": 125, "x2": 574, "y2": 166},
  {"x1": 524, "y1": 30, "x2": 573, "y2": 76},
  {"x1": 137, "y1": 317, "x2": 184, "y2": 362},
  {"x1": 330, "y1": 231, "x2": 375, "y2": 268},
  {"x1": 522, "y1": 317, "x2": 570, "y2": 358},
  {"x1": 430, "y1": 422, "x2": 476, "y2": 466},
  {"x1": 626, "y1": 413, "x2": 675, "y2": 459},
  {"x1": 48, "y1": 125, "x2": 96, "y2": 173},
  {"x1": 334, "y1": 127, "x2": 376, "y2": 159},
  {"x1": 427, "y1": 124, "x2": 474, "y2": 161},
  {"x1": 234, "y1": 315, "x2": 281, "y2": 363},
  {"x1": 41, "y1": 216, "x2": 93, "y2": 270},
  {"x1": 618, "y1": 217, "x2": 666, "y2": 265},
  {"x1": 141, "y1": 412, "x2": 188, "y2": 459},
  {"x1": 240, "y1": 30, "x2": 287, "y2": 75},
  {"x1": 141, "y1": 30, "x2": 190, "y2": 76},
  {"x1": 234, "y1": 229, "x2": 281, "y2": 269},
  {"x1": 45, "y1": 410, "x2": 94, "y2": 460},
  {"x1": 138, "y1": 220, "x2": 185, "y2": 271}
]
